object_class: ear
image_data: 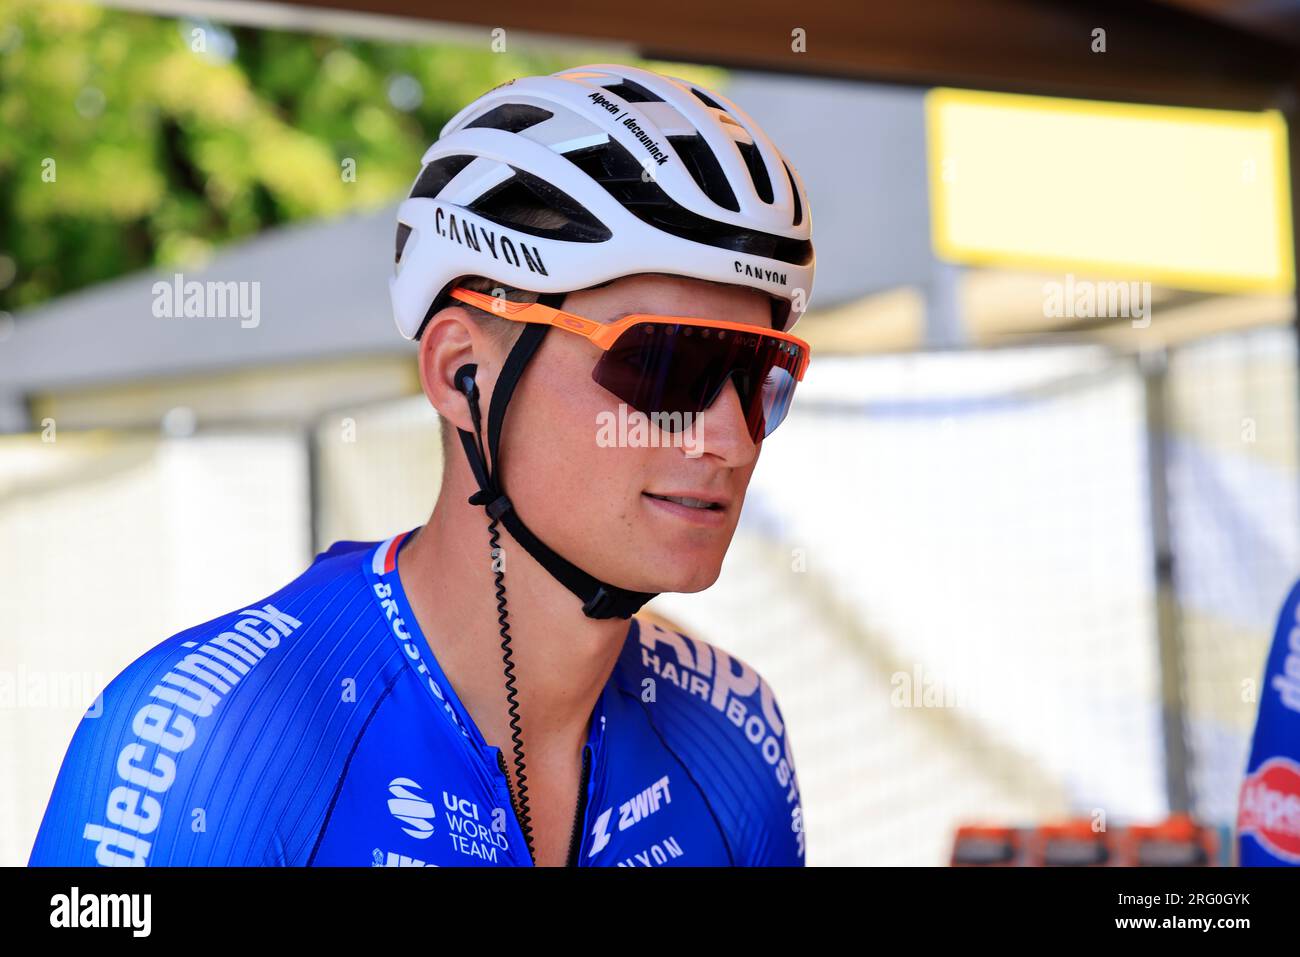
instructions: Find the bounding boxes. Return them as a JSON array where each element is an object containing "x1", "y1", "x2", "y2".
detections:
[{"x1": 416, "y1": 306, "x2": 492, "y2": 436}]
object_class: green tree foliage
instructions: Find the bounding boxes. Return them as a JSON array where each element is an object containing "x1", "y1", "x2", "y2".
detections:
[{"x1": 0, "y1": 1, "x2": 716, "y2": 313}]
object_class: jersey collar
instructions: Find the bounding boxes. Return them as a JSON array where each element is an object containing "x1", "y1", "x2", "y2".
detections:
[{"x1": 363, "y1": 526, "x2": 618, "y2": 769}]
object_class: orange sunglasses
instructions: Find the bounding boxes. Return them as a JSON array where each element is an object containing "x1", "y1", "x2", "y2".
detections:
[{"x1": 448, "y1": 286, "x2": 811, "y2": 443}]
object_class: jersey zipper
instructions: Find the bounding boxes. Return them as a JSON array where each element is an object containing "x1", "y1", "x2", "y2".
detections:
[
  {"x1": 497, "y1": 742, "x2": 592, "y2": 867},
  {"x1": 495, "y1": 748, "x2": 531, "y2": 864},
  {"x1": 565, "y1": 744, "x2": 592, "y2": 868}
]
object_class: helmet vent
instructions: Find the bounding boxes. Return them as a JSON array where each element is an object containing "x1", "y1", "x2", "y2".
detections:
[
  {"x1": 410, "y1": 153, "x2": 476, "y2": 201},
  {"x1": 465, "y1": 103, "x2": 554, "y2": 133},
  {"x1": 470, "y1": 167, "x2": 611, "y2": 243},
  {"x1": 735, "y1": 140, "x2": 773, "y2": 204},
  {"x1": 667, "y1": 134, "x2": 739, "y2": 212},
  {"x1": 784, "y1": 160, "x2": 803, "y2": 227},
  {"x1": 690, "y1": 87, "x2": 727, "y2": 111},
  {"x1": 395, "y1": 222, "x2": 412, "y2": 263},
  {"x1": 601, "y1": 78, "x2": 663, "y2": 103},
  {"x1": 564, "y1": 138, "x2": 811, "y2": 264}
]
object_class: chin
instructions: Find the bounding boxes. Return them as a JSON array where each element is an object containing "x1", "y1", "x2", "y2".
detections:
[{"x1": 637, "y1": 558, "x2": 724, "y2": 595}]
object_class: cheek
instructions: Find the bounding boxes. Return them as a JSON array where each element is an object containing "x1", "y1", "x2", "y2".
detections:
[{"x1": 503, "y1": 340, "x2": 644, "y2": 510}]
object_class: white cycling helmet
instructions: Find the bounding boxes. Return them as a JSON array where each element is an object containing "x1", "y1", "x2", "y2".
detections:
[{"x1": 389, "y1": 62, "x2": 815, "y2": 338}]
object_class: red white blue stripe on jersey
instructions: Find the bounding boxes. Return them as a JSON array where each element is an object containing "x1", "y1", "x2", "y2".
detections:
[{"x1": 373, "y1": 530, "x2": 411, "y2": 576}]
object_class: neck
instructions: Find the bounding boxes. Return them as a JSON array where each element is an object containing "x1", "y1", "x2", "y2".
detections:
[{"x1": 397, "y1": 465, "x2": 632, "y2": 760}]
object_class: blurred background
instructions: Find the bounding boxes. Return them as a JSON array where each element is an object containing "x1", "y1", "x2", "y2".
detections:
[{"x1": 2, "y1": 0, "x2": 1298, "y2": 866}]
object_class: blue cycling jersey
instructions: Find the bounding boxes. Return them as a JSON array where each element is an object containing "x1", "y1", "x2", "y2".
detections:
[
  {"x1": 29, "y1": 529, "x2": 805, "y2": 867},
  {"x1": 1238, "y1": 578, "x2": 1300, "y2": 866}
]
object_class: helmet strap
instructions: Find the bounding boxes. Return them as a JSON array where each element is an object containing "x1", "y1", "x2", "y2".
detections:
[{"x1": 454, "y1": 293, "x2": 658, "y2": 620}]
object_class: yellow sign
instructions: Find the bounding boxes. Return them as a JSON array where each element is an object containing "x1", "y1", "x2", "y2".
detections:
[{"x1": 926, "y1": 88, "x2": 1295, "y2": 294}]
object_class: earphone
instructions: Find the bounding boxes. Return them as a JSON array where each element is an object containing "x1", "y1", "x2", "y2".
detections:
[{"x1": 454, "y1": 363, "x2": 478, "y2": 401}]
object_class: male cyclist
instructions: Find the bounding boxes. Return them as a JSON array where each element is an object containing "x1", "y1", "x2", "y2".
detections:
[{"x1": 29, "y1": 63, "x2": 815, "y2": 867}]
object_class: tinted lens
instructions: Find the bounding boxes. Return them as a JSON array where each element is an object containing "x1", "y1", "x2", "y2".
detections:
[
  {"x1": 758, "y1": 363, "x2": 799, "y2": 438},
  {"x1": 592, "y1": 321, "x2": 804, "y2": 442}
]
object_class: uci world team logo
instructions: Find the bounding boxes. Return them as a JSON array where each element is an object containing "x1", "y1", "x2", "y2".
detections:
[
  {"x1": 387, "y1": 777, "x2": 436, "y2": 840},
  {"x1": 1238, "y1": 757, "x2": 1300, "y2": 862}
]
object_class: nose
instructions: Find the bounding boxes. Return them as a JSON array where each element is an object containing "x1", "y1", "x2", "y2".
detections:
[{"x1": 691, "y1": 375, "x2": 758, "y2": 465}]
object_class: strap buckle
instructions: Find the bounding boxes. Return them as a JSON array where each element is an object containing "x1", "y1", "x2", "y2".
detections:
[
  {"x1": 582, "y1": 586, "x2": 619, "y2": 619},
  {"x1": 465, "y1": 488, "x2": 509, "y2": 520},
  {"x1": 468, "y1": 489, "x2": 514, "y2": 521}
]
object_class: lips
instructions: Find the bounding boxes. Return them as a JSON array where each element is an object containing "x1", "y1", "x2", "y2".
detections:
[{"x1": 642, "y1": 492, "x2": 728, "y2": 511}]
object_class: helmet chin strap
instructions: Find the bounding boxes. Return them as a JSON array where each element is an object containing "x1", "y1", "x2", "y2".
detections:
[{"x1": 453, "y1": 293, "x2": 658, "y2": 620}]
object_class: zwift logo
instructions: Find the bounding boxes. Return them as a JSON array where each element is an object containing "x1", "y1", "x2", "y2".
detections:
[{"x1": 587, "y1": 774, "x2": 673, "y2": 857}]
